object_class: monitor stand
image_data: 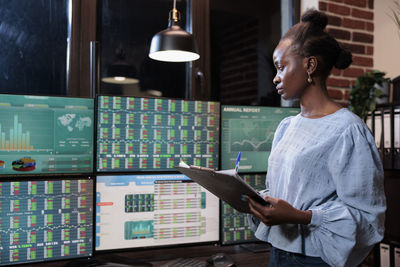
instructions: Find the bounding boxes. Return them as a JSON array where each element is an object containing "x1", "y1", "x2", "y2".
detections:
[
  {"x1": 240, "y1": 242, "x2": 271, "y2": 253},
  {"x1": 63, "y1": 256, "x2": 152, "y2": 267}
]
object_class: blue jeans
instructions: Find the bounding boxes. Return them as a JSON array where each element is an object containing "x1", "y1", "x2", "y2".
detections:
[{"x1": 269, "y1": 247, "x2": 330, "y2": 267}]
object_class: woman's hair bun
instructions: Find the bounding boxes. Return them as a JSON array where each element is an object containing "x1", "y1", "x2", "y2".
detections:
[
  {"x1": 334, "y1": 48, "x2": 353, "y2": 69},
  {"x1": 301, "y1": 9, "x2": 328, "y2": 30}
]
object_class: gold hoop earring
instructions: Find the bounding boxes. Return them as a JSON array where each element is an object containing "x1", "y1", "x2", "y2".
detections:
[{"x1": 307, "y1": 72, "x2": 313, "y2": 83}]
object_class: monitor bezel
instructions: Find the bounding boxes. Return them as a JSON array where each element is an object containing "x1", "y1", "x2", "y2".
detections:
[
  {"x1": 94, "y1": 95, "x2": 221, "y2": 174},
  {"x1": 94, "y1": 172, "x2": 221, "y2": 253},
  {"x1": 220, "y1": 104, "x2": 300, "y2": 173},
  {"x1": 0, "y1": 93, "x2": 95, "y2": 178},
  {"x1": 0, "y1": 175, "x2": 95, "y2": 266}
]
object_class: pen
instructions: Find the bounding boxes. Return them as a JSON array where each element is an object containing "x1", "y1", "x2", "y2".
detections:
[{"x1": 235, "y1": 152, "x2": 241, "y2": 173}]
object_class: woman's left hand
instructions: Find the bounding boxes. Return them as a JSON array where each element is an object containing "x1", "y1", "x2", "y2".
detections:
[{"x1": 245, "y1": 195, "x2": 312, "y2": 226}]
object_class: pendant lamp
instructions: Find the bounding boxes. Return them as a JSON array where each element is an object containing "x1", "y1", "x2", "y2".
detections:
[{"x1": 149, "y1": 0, "x2": 200, "y2": 62}]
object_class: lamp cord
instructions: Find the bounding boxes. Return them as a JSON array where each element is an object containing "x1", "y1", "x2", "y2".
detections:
[{"x1": 173, "y1": 0, "x2": 176, "y2": 10}]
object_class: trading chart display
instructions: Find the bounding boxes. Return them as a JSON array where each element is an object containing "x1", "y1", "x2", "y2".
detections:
[
  {"x1": 96, "y1": 174, "x2": 219, "y2": 250},
  {"x1": 0, "y1": 179, "x2": 93, "y2": 265},
  {"x1": 221, "y1": 106, "x2": 299, "y2": 172},
  {"x1": 0, "y1": 94, "x2": 94, "y2": 175},
  {"x1": 97, "y1": 96, "x2": 220, "y2": 172},
  {"x1": 221, "y1": 174, "x2": 265, "y2": 244}
]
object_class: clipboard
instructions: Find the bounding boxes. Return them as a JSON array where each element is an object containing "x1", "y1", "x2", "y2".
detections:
[{"x1": 175, "y1": 166, "x2": 269, "y2": 213}]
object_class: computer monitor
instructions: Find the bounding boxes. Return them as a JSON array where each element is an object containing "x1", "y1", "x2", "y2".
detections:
[
  {"x1": 220, "y1": 173, "x2": 265, "y2": 244},
  {"x1": 0, "y1": 178, "x2": 93, "y2": 265},
  {"x1": 0, "y1": 94, "x2": 94, "y2": 175},
  {"x1": 96, "y1": 174, "x2": 219, "y2": 251},
  {"x1": 221, "y1": 105, "x2": 299, "y2": 172},
  {"x1": 96, "y1": 96, "x2": 220, "y2": 172}
]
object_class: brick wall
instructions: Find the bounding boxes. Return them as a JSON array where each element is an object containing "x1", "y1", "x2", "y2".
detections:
[
  {"x1": 319, "y1": 0, "x2": 374, "y2": 106},
  {"x1": 219, "y1": 18, "x2": 259, "y2": 104}
]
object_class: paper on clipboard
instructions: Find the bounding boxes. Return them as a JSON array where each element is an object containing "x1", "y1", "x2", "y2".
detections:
[{"x1": 175, "y1": 161, "x2": 269, "y2": 213}]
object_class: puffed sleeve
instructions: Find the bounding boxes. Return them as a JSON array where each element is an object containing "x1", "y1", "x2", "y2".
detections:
[{"x1": 308, "y1": 123, "x2": 386, "y2": 267}]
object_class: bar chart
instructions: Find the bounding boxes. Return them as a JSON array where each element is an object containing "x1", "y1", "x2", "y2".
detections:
[
  {"x1": 0, "y1": 110, "x2": 54, "y2": 154},
  {"x1": 0, "y1": 115, "x2": 34, "y2": 152}
]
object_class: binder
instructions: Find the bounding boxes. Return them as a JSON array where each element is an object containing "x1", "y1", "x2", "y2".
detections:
[
  {"x1": 395, "y1": 246, "x2": 400, "y2": 267},
  {"x1": 380, "y1": 243, "x2": 391, "y2": 267},
  {"x1": 375, "y1": 110, "x2": 383, "y2": 161},
  {"x1": 394, "y1": 109, "x2": 400, "y2": 169},
  {"x1": 383, "y1": 110, "x2": 393, "y2": 169},
  {"x1": 175, "y1": 165, "x2": 269, "y2": 213}
]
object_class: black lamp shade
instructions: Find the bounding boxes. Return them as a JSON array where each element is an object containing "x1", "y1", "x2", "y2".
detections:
[{"x1": 149, "y1": 24, "x2": 200, "y2": 62}]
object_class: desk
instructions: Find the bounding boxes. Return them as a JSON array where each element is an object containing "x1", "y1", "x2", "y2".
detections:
[{"x1": 32, "y1": 243, "x2": 270, "y2": 267}]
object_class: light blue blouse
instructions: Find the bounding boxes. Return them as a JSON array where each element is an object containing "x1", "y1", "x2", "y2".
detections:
[{"x1": 248, "y1": 108, "x2": 386, "y2": 267}]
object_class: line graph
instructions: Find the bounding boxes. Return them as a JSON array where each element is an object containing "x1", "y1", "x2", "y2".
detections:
[
  {"x1": 0, "y1": 223, "x2": 93, "y2": 235},
  {"x1": 229, "y1": 119, "x2": 276, "y2": 152},
  {"x1": 231, "y1": 131, "x2": 275, "y2": 151}
]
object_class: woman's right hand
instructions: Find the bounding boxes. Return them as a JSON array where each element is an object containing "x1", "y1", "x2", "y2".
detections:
[{"x1": 245, "y1": 195, "x2": 312, "y2": 226}]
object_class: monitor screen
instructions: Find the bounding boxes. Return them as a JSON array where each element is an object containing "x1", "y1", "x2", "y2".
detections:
[
  {"x1": 96, "y1": 174, "x2": 219, "y2": 251},
  {"x1": 221, "y1": 106, "x2": 299, "y2": 172},
  {"x1": 0, "y1": 178, "x2": 93, "y2": 265},
  {"x1": 0, "y1": 94, "x2": 94, "y2": 175},
  {"x1": 96, "y1": 96, "x2": 220, "y2": 172},
  {"x1": 221, "y1": 173, "x2": 265, "y2": 244}
]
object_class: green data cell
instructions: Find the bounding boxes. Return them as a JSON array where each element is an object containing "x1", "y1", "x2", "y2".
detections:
[
  {"x1": 183, "y1": 102, "x2": 189, "y2": 112},
  {"x1": 63, "y1": 229, "x2": 71, "y2": 240},
  {"x1": 169, "y1": 115, "x2": 175, "y2": 126},
  {"x1": 47, "y1": 182, "x2": 54, "y2": 194},
  {"x1": 169, "y1": 129, "x2": 175, "y2": 140},
  {"x1": 46, "y1": 247, "x2": 53, "y2": 258},
  {"x1": 64, "y1": 245, "x2": 70, "y2": 256},
  {"x1": 196, "y1": 116, "x2": 202, "y2": 126},
  {"x1": 30, "y1": 231, "x2": 37, "y2": 244},
  {"x1": 65, "y1": 198, "x2": 71, "y2": 209},
  {"x1": 30, "y1": 215, "x2": 37, "y2": 226},
  {"x1": 104, "y1": 97, "x2": 112, "y2": 107},
  {"x1": 47, "y1": 231, "x2": 53, "y2": 242},
  {"x1": 30, "y1": 248, "x2": 36, "y2": 260},
  {"x1": 127, "y1": 98, "x2": 135, "y2": 109},
  {"x1": 182, "y1": 116, "x2": 189, "y2": 126},
  {"x1": 196, "y1": 101, "x2": 202, "y2": 113},
  {"x1": 170, "y1": 100, "x2": 176, "y2": 112},
  {"x1": 168, "y1": 144, "x2": 174, "y2": 154}
]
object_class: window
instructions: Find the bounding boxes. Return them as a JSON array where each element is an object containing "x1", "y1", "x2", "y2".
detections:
[
  {"x1": 210, "y1": 0, "x2": 282, "y2": 106},
  {"x1": 100, "y1": 0, "x2": 189, "y2": 99},
  {"x1": 0, "y1": 0, "x2": 69, "y2": 95}
]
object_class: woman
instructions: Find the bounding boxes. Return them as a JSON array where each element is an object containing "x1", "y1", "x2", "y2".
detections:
[{"x1": 246, "y1": 10, "x2": 386, "y2": 267}]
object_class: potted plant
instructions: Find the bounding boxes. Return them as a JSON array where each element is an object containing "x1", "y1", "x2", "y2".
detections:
[{"x1": 349, "y1": 70, "x2": 390, "y2": 121}]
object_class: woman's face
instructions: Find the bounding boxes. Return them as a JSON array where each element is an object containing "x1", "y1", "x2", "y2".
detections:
[{"x1": 273, "y1": 39, "x2": 308, "y2": 100}]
